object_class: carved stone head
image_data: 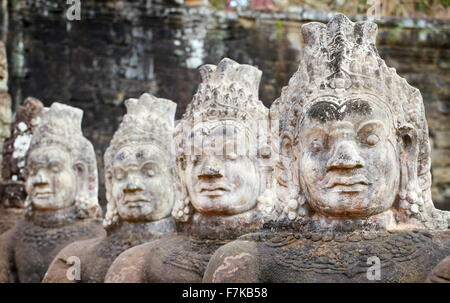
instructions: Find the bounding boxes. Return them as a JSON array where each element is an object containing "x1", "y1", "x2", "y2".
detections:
[
  {"x1": 2, "y1": 97, "x2": 44, "y2": 209},
  {"x1": 272, "y1": 14, "x2": 449, "y2": 229},
  {"x1": 24, "y1": 103, "x2": 101, "y2": 219},
  {"x1": 173, "y1": 58, "x2": 276, "y2": 222},
  {"x1": 103, "y1": 93, "x2": 177, "y2": 230}
]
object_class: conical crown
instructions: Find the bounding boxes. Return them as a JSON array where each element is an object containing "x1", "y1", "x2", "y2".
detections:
[
  {"x1": 182, "y1": 58, "x2": 267, "y2": 127},
  {"x1": 105, "y1": 93, "x2": 177, "y2": 170}
]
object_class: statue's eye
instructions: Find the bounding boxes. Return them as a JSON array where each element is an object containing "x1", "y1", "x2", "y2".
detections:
[
  {"x1": 226, "y1": 152, "x2": 237, "y2": 161},
  {"x1": 311, "y1": 139, "x2": 323, "y2": 152},
  {"x1": 364, "y1": 134, "x2": 379, "y2": 146},
  {"x1": 145, "y1": 169, "x2": 155, "y2": 177},
  {"x1": 49, "y1": 163, "x2": 61, "y2": 173},
  {"x1": 114, "y1": 169, "x2": 126, "y2": 180}
]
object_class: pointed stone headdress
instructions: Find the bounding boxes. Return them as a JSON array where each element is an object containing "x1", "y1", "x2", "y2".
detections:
[
  {"x1": 271, "y1": 14, "x2": 449, "y2": 229},
  {"x1": 26, "y1": 102, "x2": 101, "y2": 219},
  {"x1": 176, "y1": 58, "x2": 269, "y2": 156},
  {"x1": 104, "y1": 93, "x2": 177, "y2": 171},
  {"x1": 183, "y1": 58, "x2": 266, "y2": 125},
  {"x1": 173, "y1": 58, "x2": 277, "y2": 222},
  {"x1": 103, "y1": 93, "x2": 177, "y2": 229}
]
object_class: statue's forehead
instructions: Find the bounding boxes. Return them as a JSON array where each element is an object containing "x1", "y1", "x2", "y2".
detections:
[
  {"x1": 28, "y1": 146, "x2": 69, "y2": 163},
  {"x1": 114, "y1": 144, "x2": 163, "y2": 163},
  {"x1": 300, "y1": 97, "x2": 392, "y2": 127}
]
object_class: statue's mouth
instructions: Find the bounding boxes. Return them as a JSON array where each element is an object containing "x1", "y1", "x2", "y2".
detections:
[
  {"x1": 198, "y1": 184, "x2": 231, "y2": 197},
  {"x1": 324, "y1": 175, "x2": 370, "y2": 193},
  {"x1": 34, "y1": 191, "x2": 53, "y2": 198},
  {"x1": 124, "y1": 197, "x2": 151, "y2": 205}
]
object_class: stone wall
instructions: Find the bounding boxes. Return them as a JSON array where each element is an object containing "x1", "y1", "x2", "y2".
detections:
[{"x1": 1, "y1": 0, "x2": 449, "y2": 208}]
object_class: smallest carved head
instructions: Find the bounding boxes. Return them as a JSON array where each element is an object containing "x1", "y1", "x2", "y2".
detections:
[
  {"x1": 173, "y1": 58, "x2": 276, "y2": 222},
  {"x1": 103, "y1": 93, "x2": 177, "y2": 230},
  {"x1": 25, "y1": 103, "x2": 101, "y2": 218}
]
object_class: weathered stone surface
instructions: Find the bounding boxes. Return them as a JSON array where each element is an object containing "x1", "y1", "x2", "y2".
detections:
[
  {"x1": 204, "y1": 230, "x2": 450, "y2": 282},
  {"x1": 43, "y1": 93, "x2": 177, "y2": 283},
  {"x1": 0, "y1": 103, "x2": 104, "y2": 283},
  {"x1": 105, "y1": 58, "x2": 276, "y2": 283},
  {"x1": 204, "y1": 14, "x2": 450, "y2": 283}
]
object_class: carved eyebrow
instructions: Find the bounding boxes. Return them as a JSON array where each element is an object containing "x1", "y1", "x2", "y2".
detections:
[
  {"x1": 140, "y1": 161, "x2": 159, "y2": 169},
  {"x1": 357, "y1": 120, "x2": 385, "y2": 133},
  {"x1": 301, "y1": 127, "x2": 327, "y2": 138},
  {"x1": 330, "y1": 121, "x2": 353, "y2": 132},
  {"x1": 48, "y1": 160, "x2": 62, "y2": 166}
]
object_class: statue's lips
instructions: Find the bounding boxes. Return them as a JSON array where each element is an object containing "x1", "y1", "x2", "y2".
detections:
[
  {"x1": 33, "y1": 192, "x2": 53, "y2": 198},
  {"x1": 324, "y1": 175, "x2": 370, "y2": 193},
  {"x1": 197, "y1": 184, "x2": 231, "y2": 197},
  {"x1": 124, "y1": 198, "x2": 151, "y2": 205}
]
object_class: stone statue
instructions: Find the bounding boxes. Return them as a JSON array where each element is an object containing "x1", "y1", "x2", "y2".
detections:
[
  {"x1": 0, "y1": 97, "x2": 44, "y2": 234},
  {"x1": 42, "y1": 93, "x2": 177, "y2": 283},
  {"x1": 203, "y1": 14, "x2": 450, "y2": 283},
  {"x1": 0, "y1": 102, "x2": 104, "y2": 283},
  {"x1": 105, "y1": 58, "x2": 277, "y2": 283}
]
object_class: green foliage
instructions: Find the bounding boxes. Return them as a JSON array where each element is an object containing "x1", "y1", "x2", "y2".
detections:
[
  {"x1": 441, "y1": 0, "x2": 450, "y2": 7},
  {"x1": 209, "y1": 0, "x2": 227, "y2": 10}
]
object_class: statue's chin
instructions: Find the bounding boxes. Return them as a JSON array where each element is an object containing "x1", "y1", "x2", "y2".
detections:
[
  {"x1": 32, "y1": 200, "x2": 65, "y2": 212},
  {"x1": 192, "y1": 196, "x2": 257, "y2": 217},
  {"x1": 310, "y1": 198, "x2": 391, "y2": 219}
]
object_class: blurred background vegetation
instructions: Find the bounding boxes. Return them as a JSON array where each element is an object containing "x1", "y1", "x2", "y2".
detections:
[{"x1": 209, "y1": 0, "x2": 450, "y2": 18}]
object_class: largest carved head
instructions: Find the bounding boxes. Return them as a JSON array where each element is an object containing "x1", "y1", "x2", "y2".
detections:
[
  {"x1": 272, "y1": 14, "x2": 449, "y2": 229},
  {"x1": 103, "y1": 93, "x2": 177, "y2": 230},
  {"x1": 173, "y1": 58, "x2": 275, "y2": 222},
  {"x1": 25, "y1": 103, "x2": 101, "y2": 219}
]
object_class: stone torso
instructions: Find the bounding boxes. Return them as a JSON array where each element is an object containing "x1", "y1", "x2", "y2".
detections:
[
  {"x1": 44, "y1": 218, "x2": 176, "y2": 283},
  {"x1": 77, "y1": 232, "x2": 160, "y2": 283},
  {"x1": 212, "y1": 230, "x2": 450, "y2": 283},
  {"x1": 12, "y1": 217, "x2": 104, "y2": 283},
  {"x1": 143, "y1": 234, "x2": 229, "y2": 283},
  {"x1": 106, "y1": 213, "x2": 261, "y2": 283}
]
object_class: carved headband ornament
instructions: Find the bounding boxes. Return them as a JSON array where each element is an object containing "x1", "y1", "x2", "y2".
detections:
[
  {"x1": 26, "y1": 102, "x2": 101, "y2": 219},
  {"x1": 271, "y1": 14, "x2": 449, "y2": 229},
  {"x1": 103, "y1": 93, "x2": 177, "y2": 230}
]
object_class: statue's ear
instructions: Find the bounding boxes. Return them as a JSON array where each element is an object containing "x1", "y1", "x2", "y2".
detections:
[
  {"x1": 398, "y1": 124, "x2": 419, "y2": 194},
  {"x1": 280, "y1": 132, "x2": 294, "y2": 160},
  {"x1": 275, "y1": 132, "x2": 295, "y2": 189},
  {"x1": 104, "y1": 170, "x2": 114, "y2": 207},
  {"x1": 73, "y1": 162, "x2": 88, "y2": 199},
  {"x1": 177, "y1": 153, "x2": 187, "y2": 171}
]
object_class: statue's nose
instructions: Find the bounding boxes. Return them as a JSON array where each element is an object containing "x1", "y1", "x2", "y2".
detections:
[
  {"x1": 123, "y1": 174, "x2": 143, "y2": 193},
  {"x1": 326, "y1": 141, "x2": 365, "y2": 171},
  {"x1": 33, "y1": 170, "x2": 49, "y2": 186},
  {"x1": 198, "y1": 156, "x2": 224, "y2": 179}
]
